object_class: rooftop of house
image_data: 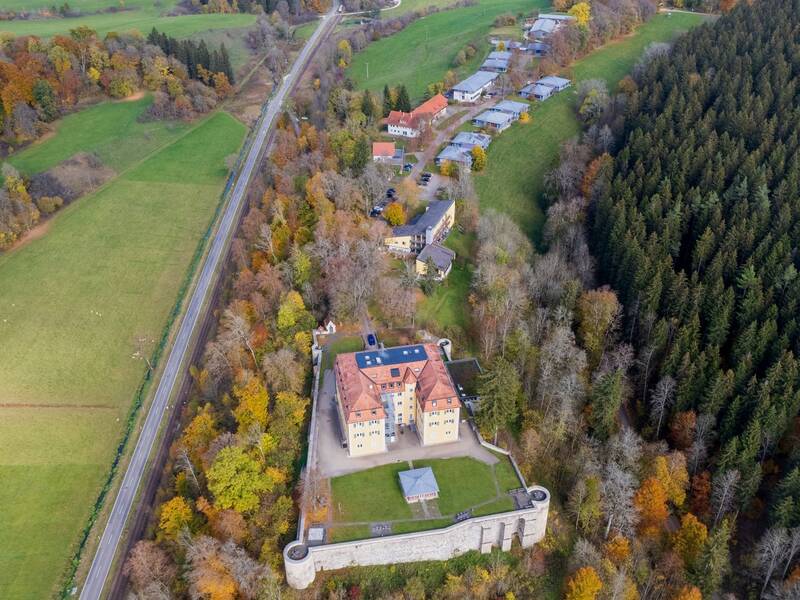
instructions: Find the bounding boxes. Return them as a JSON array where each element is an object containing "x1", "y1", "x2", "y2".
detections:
[
  {"x1": 392, "y1": 199, "x2": 454, "y2": 237},
  {"x1": 450, "y1": 131, "x2": 492, "y2": 149},
  {"x1": 385, "y1": 110, "x2": 421, "y2": 129},
  {"x1": 335, "y1": 343, "x2": 460, "y2": 424},
  {"x1": 530, "y1": 18, "x2": 558, "y2": 34},
  {"x1": 538, "y1": 12, "x2": 576, "y2": 21},
  {"x1": 399, "y1": 467, "x2": 439, "y2": 498},
  {"x1": 372, "y1": 141, "x2": 396, "y2": 157},
  {"x1": 492, "y1": 99, "x2": 530, "y2": 114},
  {"x1": 445, "y1": 357, "x2": 483, "y2": 401},
  {"x1": 437, "y1": 145, "x2": 471, "y2": 164},
  {"x1": 538, "y1": 75, "x2": 571, "y2": 87},
  {"x1": 453, "y1": 70, "x2": 499, "y2": 93},
  {"x1": 474, "y1": 110, "x2": 514, "y2": 126},
  {"x1": 413, "y1": 93, "x2": 448, "y2": 117},
  {"x1": 418, "y1": 243, "x2": 456, "y2": 271},
  {"x1": 481, "y1": 57, "x2": 510, "y2": 70},
  {"x1": 488, "y1": 50, "x2": 513, "y2": 60}
]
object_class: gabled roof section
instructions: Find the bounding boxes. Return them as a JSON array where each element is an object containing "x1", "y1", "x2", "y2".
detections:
[{"x1": 413, "y1": 93, "x2": 447, "y2": 118}]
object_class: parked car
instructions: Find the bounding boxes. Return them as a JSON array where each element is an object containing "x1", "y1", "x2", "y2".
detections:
[
  {"x1": 367, "y1": 333, "x2": 377, "y2": 346},
  {"x1": 387, "y1": 187, "x2": 397, "y2": 195},
  {"x1": 403, "y1": 163, "x2": 413, "y2": 171},
  {"x1": 422, "y1": 172, "x2": 432, "y2": 178}
]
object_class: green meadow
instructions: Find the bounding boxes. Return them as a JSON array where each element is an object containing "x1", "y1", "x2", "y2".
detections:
[
  {"x1": 0, "y1": 103, "x2": 245, "y2": 599},
  {"x1": 0, "y1": 0, "x2": 255, "y2": 39},
  {"x1": 347, "y1": 0, "x2": 546, "y2": 103}
]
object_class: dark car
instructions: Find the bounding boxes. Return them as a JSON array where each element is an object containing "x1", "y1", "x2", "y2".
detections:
[
  {"x1": 367, "y1": 333, "x2": 377, "y2": 346},
  {"x1": 387, "y1": 187, "x2": 397, "y2": 195},
  {"x1": 422, "y1": 172, "x2": 433, "y2": 178},
  {"x1": 403, "y1": 163, "x2": 413, "y2": 171}
]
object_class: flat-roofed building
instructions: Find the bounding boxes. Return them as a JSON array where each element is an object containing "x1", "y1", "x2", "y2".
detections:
[
  {"x1": 451, "y1": 71, "x2": 499, "y2": 103},
  {"x1": 472, "y1": 109, "x2": 514, "y2": 132},
  {"x1": 334, "y1": 344, "x2": 462, "y2": 457},
  {"x1": 490, "y1": 99, "x2": 530, "y2": 119}
]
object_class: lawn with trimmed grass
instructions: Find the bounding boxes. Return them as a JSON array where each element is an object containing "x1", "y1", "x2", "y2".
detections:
[
  {"x1": 0, "y1": 110, "x2": 245, "y2": 599},
  {"x1": 413, "y1": 457, "x2": 499, "y2": 515},
  {"x1": 9, "y1": 96, "x2": 189, "y2": 175},
  {"x1": 494, "y1": 454, "x2": 523, "y2": 492},
  {"x1": 332, "y1": 463, "x2": 414, "y2": 522},
  {"x1": 347, "y1": 0, "x2": 545, "y2": 103},
  {"x1": 474, "y1": 11, "x2": 712, "y2": 245},
  {"x1": 0, "y1": 1, "x2": 255, "y2": 38},
  {"x1": 331, "y1": 456, "x2": 505, "y2": 527}
]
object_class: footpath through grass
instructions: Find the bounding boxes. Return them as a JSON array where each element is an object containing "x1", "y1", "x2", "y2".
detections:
[
  {"x1": 0, "y1": 110, "x2": 245, "y2": 599},
  {"x1": 347, "y1": 0, "x2": 546, "y2": 103},
  {"x1": 474, "y1": 11, "x2": 712, "y2": 246}
]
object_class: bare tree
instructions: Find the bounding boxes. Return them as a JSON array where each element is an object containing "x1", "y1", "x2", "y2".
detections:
[
  {"x1": 220, "y1": 308, "x2": 257, "y2": 367},
  {"x1": 711, "y1": 469, "x2": 740, "y2": 527},
  {"x1": 176, "y1": 446, "x2": 199, "y2": 490},
  {"x1": 649, "y1": 375, "x2": 676, "y2": 437},
  {"x1": 602, "y1": 461, "x2": 638, "y2": 539},
  {"x1": 755, "y1": 528, "x2": 790, "y2": 595},
  {"x1": 124, "y1": 540, "x2": 176, "y2": 598},
  {"x1": 261, "y1": 348, "x2": 305, "y2": 394}
]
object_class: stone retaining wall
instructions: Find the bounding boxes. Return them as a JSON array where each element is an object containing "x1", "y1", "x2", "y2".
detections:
[{"x1": 284, "y1": 486, "x2": 549, "y2": 589}]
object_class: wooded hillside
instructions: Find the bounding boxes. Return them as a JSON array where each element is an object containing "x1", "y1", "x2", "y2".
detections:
[{"x1": 592, "y1": 0, "x2": 800, "y2": 528}]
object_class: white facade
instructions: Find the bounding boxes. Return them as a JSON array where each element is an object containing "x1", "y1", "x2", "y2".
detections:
[{"x1": 387, "y1": 122, "x2": 420, "y2": 138}]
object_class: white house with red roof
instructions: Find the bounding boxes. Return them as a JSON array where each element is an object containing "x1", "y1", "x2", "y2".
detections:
[{"x1": 385, "y1": 93, "x2": 449, "y2": 138}]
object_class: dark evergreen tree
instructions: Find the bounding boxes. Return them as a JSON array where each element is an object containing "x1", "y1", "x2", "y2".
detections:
[
  {"x1": 396, "y1": 84, "x2": 411, "y2": 112},
  {"x1": 382, "y1": 84, "x2": 393, "y2": 117}
]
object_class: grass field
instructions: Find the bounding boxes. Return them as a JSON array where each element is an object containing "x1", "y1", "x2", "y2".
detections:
[
  {"x1": 9, "y1": 96, "x2": 189, "y2": 175},
  {"x1": 474, "y1": 11, "x2": 712, "y2": 245},
  {"x1": 347, "y1": 0, "x2": 545, "y2": 103},
  {"x1": 0, "y1": 109, "x2": 246, "y2": 599},
  {"x1": 0, "y1": 1, "x2": 255, "y2": 39}
]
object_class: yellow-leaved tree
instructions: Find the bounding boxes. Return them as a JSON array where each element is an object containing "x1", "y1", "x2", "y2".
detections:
[
  {"x1": 158, "y1": 496, "x2": 193, "y2": 541},
  {"x1": 565, "y1": 566, "x2": 603, "y2": 600},
  {"x1": 569, "y1": 2, "x2": 591, "y2": 27},
  {"x1": 232, "y1": 377, "x2": 270, "y2": 432}
]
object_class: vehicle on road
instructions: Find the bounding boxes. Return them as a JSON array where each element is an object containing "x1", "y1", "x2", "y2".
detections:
[{"x1": 367, "y1": 334, "x2": 377, "y2": 346}]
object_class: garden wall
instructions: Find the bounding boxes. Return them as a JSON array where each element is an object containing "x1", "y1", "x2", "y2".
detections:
[{"x1": 283, "y1": 486, "x2": 549, "y2": 589}]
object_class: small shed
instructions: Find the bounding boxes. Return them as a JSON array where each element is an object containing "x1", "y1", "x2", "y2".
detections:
[{"x1": 398, "y1": 467, "x2": 440, "y2": 503}]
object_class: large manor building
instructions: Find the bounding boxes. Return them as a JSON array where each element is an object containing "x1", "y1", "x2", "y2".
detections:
[{"x1": 334, "y1": 344, "x2": 461, "y2": 457}]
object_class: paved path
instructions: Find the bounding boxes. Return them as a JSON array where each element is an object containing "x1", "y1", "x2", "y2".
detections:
[{"x1": 78, "y1": 6, "x2": 340, "y2": 599}]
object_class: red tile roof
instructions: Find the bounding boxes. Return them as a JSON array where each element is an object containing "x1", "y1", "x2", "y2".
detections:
[
  {"x1": 385, "y1": 110, "x2": 419, "y2": 129},
  {"x1": 412, "y1": 93, "x2": 448, "y2": 119},
  {"x1": 372, "y1": 141, "x2": 396, "y2": 157},
  {"x1": 334, "y1": 343, "x2": 459, "y2": 425}
]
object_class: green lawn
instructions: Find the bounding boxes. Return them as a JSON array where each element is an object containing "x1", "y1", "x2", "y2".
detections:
[
  {"x1": 332, "y1": 463, "x2": 414, "y2": 522},
  {"x1": 494, "y1": 454, "x2": 523, "y2": 492},
  {"x1": 474, "y1": 11, "x2": 711, "y2": 246},
  {"x1": 331, "y1": 457, "x2": 505, "y2": 527},
  {"x1": 9, "y1": 96, "x2": 189, "y2": 175},
  {"x1": 472, "y1": 496, "x2": 516, "y2": 516},
  {"x1": 322, "y1": 336, "x2": 364, "y2": 372},
  {"x1": 413, "y1": 457, "x2": 499, "y2": 515},
  {"x1": 347, "y1": 0, "x2": 546, "y2": 103},
  {"x1": 0, "y1": 4, "x2": 255, "y2": 39},
  {"x1": 416, "y1": 231, "x2": 474, "y2": 335},
  {"x1": 0, "y1": 110, "x2": 246, "y2": 599},
  {"x1": 0, "y1": 0, "x2": 168, "y2": 10}
]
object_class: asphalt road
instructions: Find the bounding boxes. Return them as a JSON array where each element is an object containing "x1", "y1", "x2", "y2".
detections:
[{"x1": 78, "y1": 7, "x2": 338, "y2": 599}]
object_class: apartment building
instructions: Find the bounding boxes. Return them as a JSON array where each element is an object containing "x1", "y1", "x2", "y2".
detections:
[{"x1": 334, "y1": 343, "x2": 461, "y2": 457}]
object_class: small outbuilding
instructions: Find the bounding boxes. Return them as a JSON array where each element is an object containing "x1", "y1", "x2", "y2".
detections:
[{"x1": 398, "y1": 467, "x2": 440, "y2": 503}]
